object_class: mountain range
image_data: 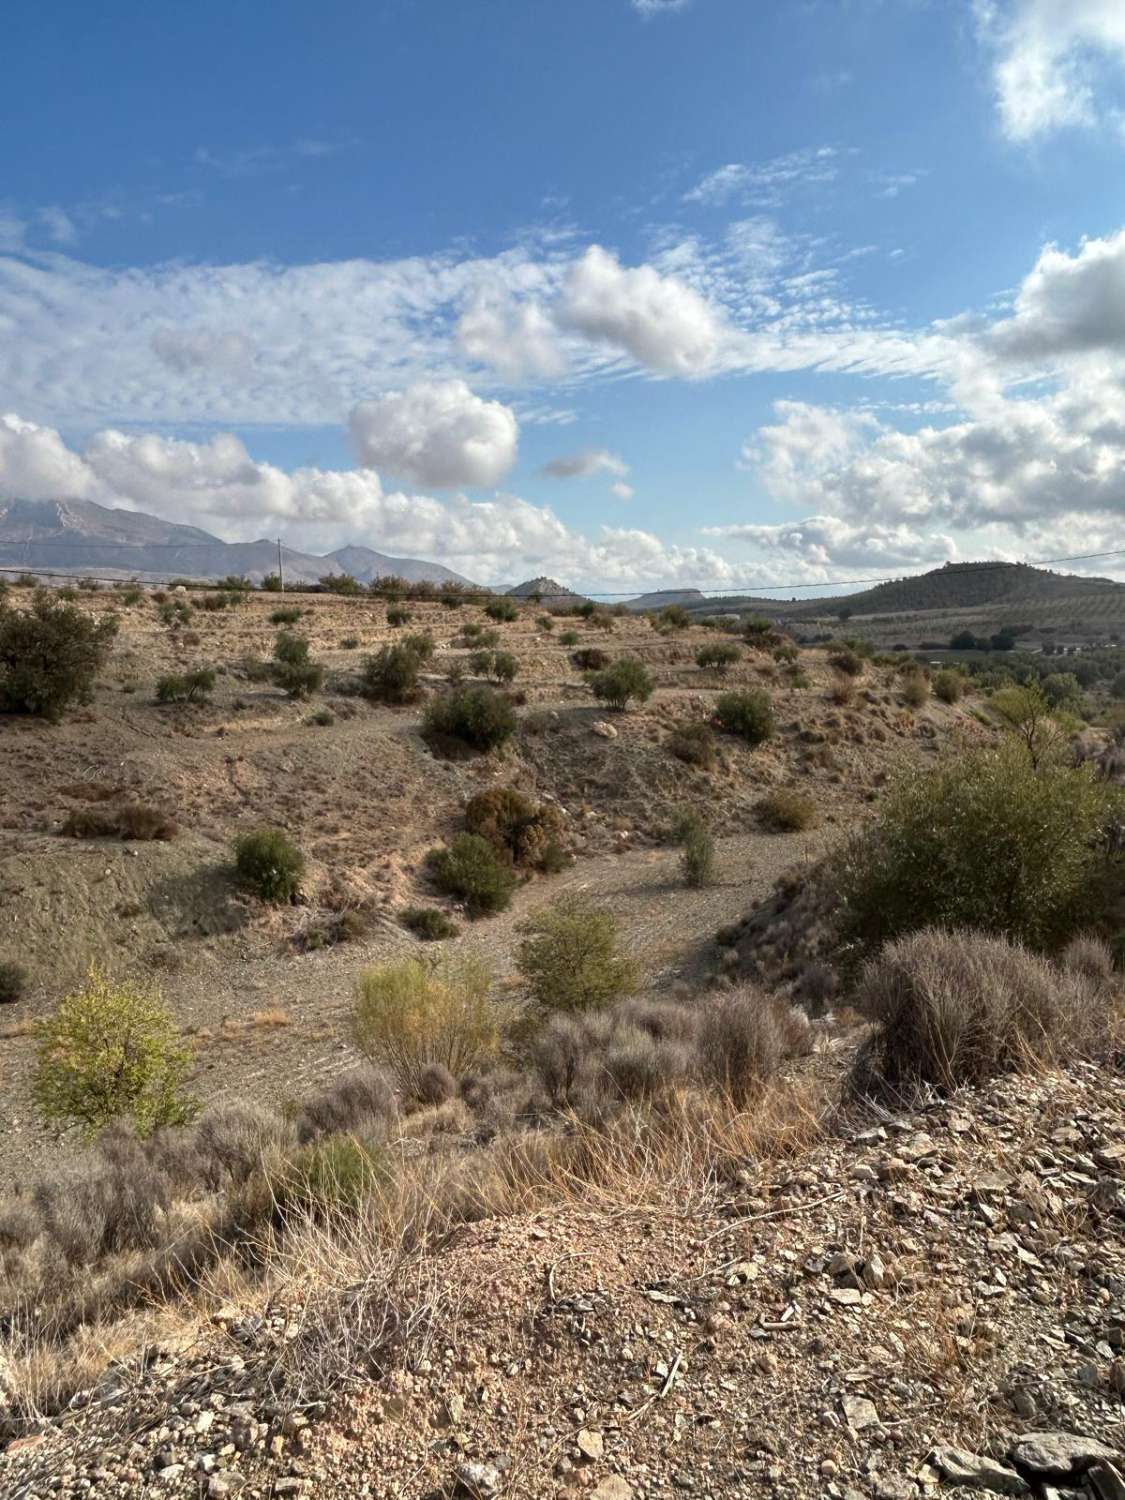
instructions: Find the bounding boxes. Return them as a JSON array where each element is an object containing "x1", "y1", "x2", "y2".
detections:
[{"x1": 0, "y1": 499, "x2": 475, "y2": 588}]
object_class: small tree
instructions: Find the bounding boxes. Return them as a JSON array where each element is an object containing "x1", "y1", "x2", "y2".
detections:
[
  {"x1": 260, "y1": 572, "x2": 283, "y2": 592},
  {"x1": 272, "y1": 632, "x2": 323, "y2": 699},
  {"x1": 589, "y1": 657, "x2": 654, "y2": 711},
  {"x1": 33, "y1": 968, "x2": 195, "y2": 1138},
  {"x1": 156, "y1": 667, "x2": 216, "y2": 703},
  {"x1": 422, "y1": 686, "x2": 516, "y2": 752},
  {"x1": 428, "y1": 833, "x2": 517, "y2": 917},
  {"x1": 516, "y1": 894, "x2": 637, "y2": 1011},
  {"x1": 837, "y1": 739, "x2": 1120, "y2": 959},
  {"x1": 715, "y1": 689, "x2": 774, "y2": 745},
  {"x1": 992, "y1": 683, "x2": 1060, "y2": 768},
  {"x1": 0, "y1": 594, "x2": 118, "y2": 720},
  {"x1": 234, "y1": 826, "x2": 305, "y2": 902},
  {"x1": 696, "y1": 642, "x2": 741, "y2": 675},
  {"x1": 361, "y1": 643, "x2": 424, "y2": 704}
]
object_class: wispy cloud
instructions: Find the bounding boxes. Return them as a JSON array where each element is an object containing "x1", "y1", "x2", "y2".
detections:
[
  {"x1": 631, "y1": 0, "x2": 691, "y2": 16},
  {"x1": 542, "y1": 448, "x2": 629, "y2": 480},
  {"x1": 684, "y1": 146, "x2": 841, "y2": 207},
  {"x1": 193, "y1": 137, "x2": 359, "y2": 177}
]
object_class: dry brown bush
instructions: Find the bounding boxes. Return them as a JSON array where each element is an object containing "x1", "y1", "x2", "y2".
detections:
[
  {"x1": 696, "y1": 987, "x2": 800, "y2": 1103},
  {"x1": 61, "y1": 803, "x2": 177, "y2": 840},
  {"x1": 853, "y1": 927, "x2": 1119, "y2": 1096}
]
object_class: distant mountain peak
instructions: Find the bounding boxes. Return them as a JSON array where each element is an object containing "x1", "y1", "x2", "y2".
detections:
[{"x1": 0, "y1": 497, "x2": 477, "y2": 588}]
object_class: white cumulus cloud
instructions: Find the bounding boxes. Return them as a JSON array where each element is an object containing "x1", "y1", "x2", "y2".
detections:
[
  {"x1": 456, "y1": 292, "x2": 565, "y2": 379},
  {"x1": 559, "y1": 245, "x2": 727, "y2": 376},
  {"x1": 348, "y1": 380, "x2": 519, "y2": 489},
  {"x1": 977, "y1": 0, "x2": 1125, "y2": 141},
  {"x1": 989, "y1": 228, "x2": 1125, "y2": 360}
]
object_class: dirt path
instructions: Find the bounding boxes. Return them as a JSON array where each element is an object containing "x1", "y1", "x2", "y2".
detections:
[{"x1": 0, "y1": 826, "x2": 832, "y2": 1187}]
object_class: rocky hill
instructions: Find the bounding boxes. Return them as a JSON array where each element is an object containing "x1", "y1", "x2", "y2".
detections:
[
  {"x1": 0, "y1": 498, "x2": 475, "y2": 587},
  {"x1": 506, "y1": 576, "x2": 587, "y2": 604}
]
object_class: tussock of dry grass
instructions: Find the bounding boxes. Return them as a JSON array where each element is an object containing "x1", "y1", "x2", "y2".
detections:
[{"x1": 852, "y1": 927, "x2": 1124, "y2": 1098}]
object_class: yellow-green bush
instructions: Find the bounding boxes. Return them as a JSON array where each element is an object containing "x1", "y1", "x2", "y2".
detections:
[
  {"x1": 353, "y1": 954, "x2": 501, "y2": 1097},
  {"x1": 32, "y1": 968, "x2": 196, "y2": 1138}
]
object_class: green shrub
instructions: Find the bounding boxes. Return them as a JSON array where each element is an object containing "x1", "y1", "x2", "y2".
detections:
[
  {"x1": 485, "y1": 598, "x2": 518, "y2": 622},
  {"x1": 902, "y1": 671, "x2": 929, "y2": 708},
  {"x1": 680, "y1": 823, "x2": 716, "y2": 887},
  {"x1": 742, "y1": 616, "x2": 773, "y2": 640},
  {"x1": 559, "y1": 630, "x2": 579, "y2": 646},
  {"x1": 0, "y1": 595, "x2": 118, "y2": 720},
  {"x1": 651, "y1": 604, "x2": 690, "y2": 631},
  {"x1": 319, "y1": 572, "x2": 362, "y2": 595},
  {"x1": 306, "y1": 707, "x2": 335, "y2": 726},
  {"x1": 234, "y1": 826, "x2": 305, "y2": 903},
  {"x1": 588, "y1": 657, "x2": 654, "y2": 711},
  {"x1": 836, "y1": 740, "x2": 1121, "y2": 960},
  {"x1": 353, "y1": 954, "x2": 500, "y2": 1096},
  {"x1": 32, "y1": 968, "x2": 196, "y2": 1138},
  {"x1": 402, "y1": 630, "x2": 435, "y2": 663},
  {"x1": 1041, "y1": 671, "x2": 1081, "y2": 711},
  {"x1": 991, "y1": 683, "x2": 1062, "y2": 767},
  {"x1": 715, "y1": 689, "x2": 774, "y2": 745},
  {"x1": 668, "y1": 720, "x2": 717, "y2": 769},
  {"x1": 118, "y1": 585, "x2": 145, "y2": 607},
  {"x1": 360, "y1": 643, "x2": 424, "y2": 704},
  {"x1": 270, "y1": 607, "x2": 302, "y2": 625},
  {"x1": 340, "y1": 635, "x2": 360, "y2": 650},
  {"x1": 386, "y1": 605, "x2": 412, "y2": 627},
  {"x1": 536, "y1": 614, "x2": 554, "y2": 632},
  {"x1": 260, "y1": 573, "x2": 283, "y2": 592},
  {"x1": 828, "y1": 648, "x2": 864, "y2": 677},
  {"x1": 516, "y1": 895, "x2": 637, "y2": 1011},
  {"x1": 0, "y1": 961, "x2": 27, "y2": 1004},
  {"x1": 428, "y1": 833, "x2": 517, "y2": 916},
  {"x1": 490, "y1": 650, "x2": 518, "y2": 684},
  {"x1": 757, "y1": 788, "x2": 818, "y2": 831},
  {"x1": 399, "y1": 906, "x2": 460, "y2": 941},
  {"x1": 268, "y1": 1136, "x2": 388, "y2": 1216},
  {"x1": 156, "y1": 668, "x2": 216, "y2": 704},
  {"x1": 696, "y1": 642, "x2": 741, "y2": 674},
  {"x1": 464, "y1": 786, "x2": 565, "y2": 869},
  {"x1": 932, "y1": 669, "x2": 963, "y2": 704},
  {"x1": 272, "y1": 632, "x2": 323, "y2": 698},
  {"x1": 571, "y1": 647, "x2": 609, "y2": 672},
  {"x1": 158, "y1": 599, "x2": 193, "y2": 629},
  {"x1": 422, "y1": 686, "x2": 516, "y2": 752}
]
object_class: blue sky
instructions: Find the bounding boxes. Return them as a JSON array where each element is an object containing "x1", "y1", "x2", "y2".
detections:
[{"x1": 2, "y1": 0, "x2": 1125, "y2": 589}]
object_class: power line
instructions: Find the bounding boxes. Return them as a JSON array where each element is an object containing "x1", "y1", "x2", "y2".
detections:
[{"x1": 0, "y1": 546, "x2": 1122, "y2": 602}]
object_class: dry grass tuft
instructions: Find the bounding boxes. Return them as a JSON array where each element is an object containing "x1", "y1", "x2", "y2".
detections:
[{"x1": 852, "y1": 927, "x2": 1121, "y2": 1098}]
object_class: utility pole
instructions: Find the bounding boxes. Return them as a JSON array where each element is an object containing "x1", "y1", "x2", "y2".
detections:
[{"x1": 277, "y1": 538, "x2": 284, "y2": 593}]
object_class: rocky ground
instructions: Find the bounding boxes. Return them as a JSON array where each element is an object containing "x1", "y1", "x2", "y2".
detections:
[{"x1": 4, "y1": 1057, "x2": 1124, "y2": 1500}]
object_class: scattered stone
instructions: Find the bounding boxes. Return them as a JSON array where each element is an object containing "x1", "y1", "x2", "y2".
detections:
[
  {"x1": 842, "y1": 1394, "x2": 879, "y2": 1431},
  {"x1": 590, "y1": 1479, "x2": 635, "y2": 1500},
  {"x1": 1090, "y1": 1463, "x2": 1125, "y2": 1500},
  {"x1": 1009, "y1": 1432, "x2": 1119, "y2": 1477},
  {"x1": 577, "y1": 1429, "x2": 605, "y2": 1462},
  {"x1": 930, "y1": 1444, "x2": 1029, "y2": 1495},
  {"x1": 591, "y1": 721, "x2": 618, "y2": 740},
  {"x1": 457, "y1": 1460, "x2": 503, "y2": 1497}
]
